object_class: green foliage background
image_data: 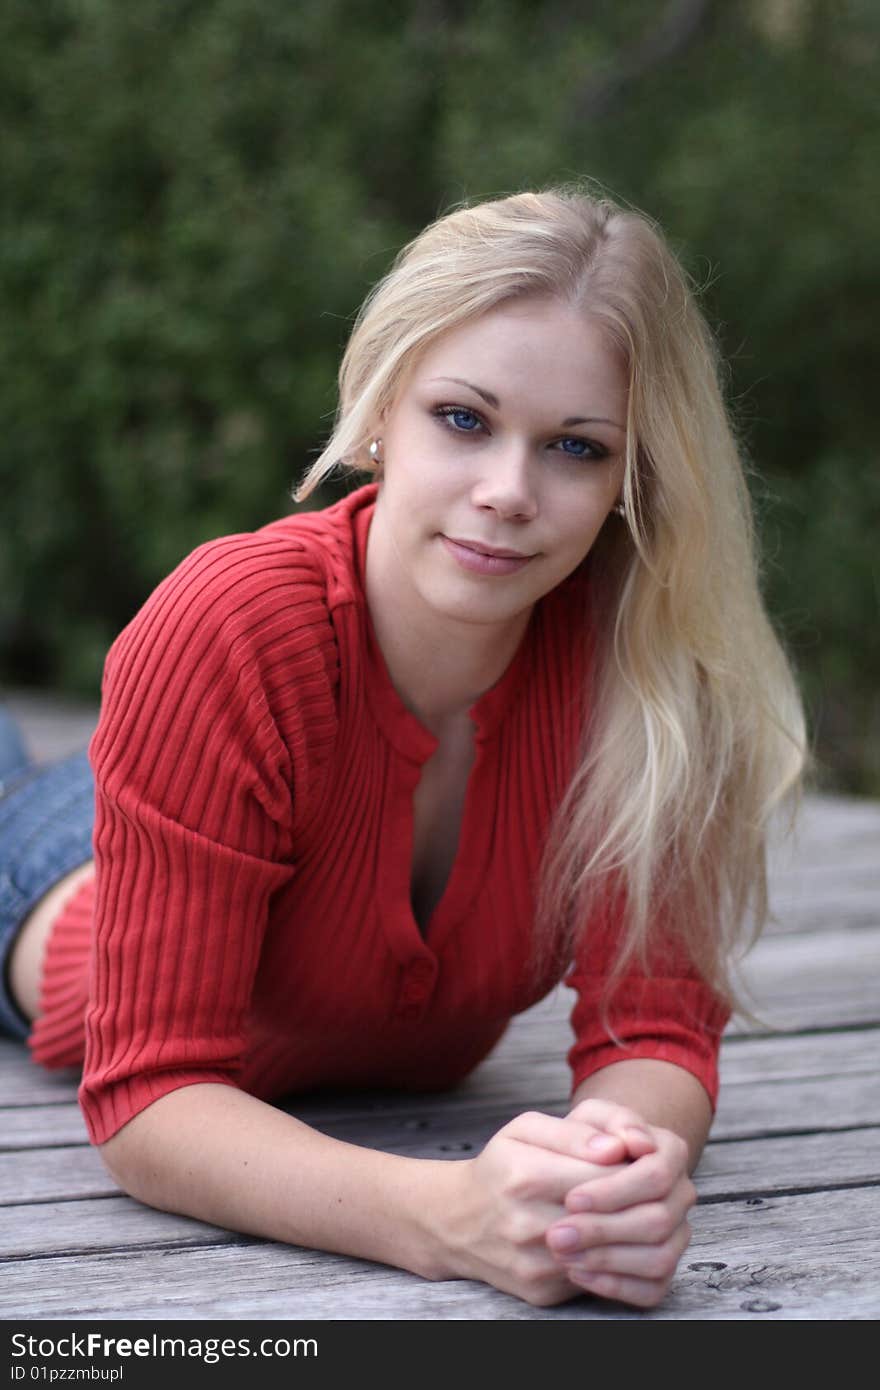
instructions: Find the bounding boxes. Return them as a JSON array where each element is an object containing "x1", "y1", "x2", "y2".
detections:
[{"x1": 1, "y1": 0, "x2": 878, "y2": 791}]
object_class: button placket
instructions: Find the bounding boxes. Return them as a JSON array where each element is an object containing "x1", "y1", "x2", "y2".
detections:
[{"x1": 395, "y1": 957, "x2": 437, "y2": 1019}]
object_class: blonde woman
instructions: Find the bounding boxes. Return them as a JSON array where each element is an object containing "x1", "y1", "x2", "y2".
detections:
[{"x1": 0, "y1": 186, "x2": 805, "y2": 1310}]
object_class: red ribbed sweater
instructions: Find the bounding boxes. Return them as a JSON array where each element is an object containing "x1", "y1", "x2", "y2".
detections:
[{"x1": 29, "y1": 485, "x2": 729, "y2": 1146}]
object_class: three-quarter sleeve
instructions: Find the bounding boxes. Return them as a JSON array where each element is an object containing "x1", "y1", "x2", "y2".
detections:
[
  {"x1": 79, "y1": 532, "x2": 337, "y2": 1144},
  {"x1": 565, "y1": 887, "x2": 731, "y2": 1111}
]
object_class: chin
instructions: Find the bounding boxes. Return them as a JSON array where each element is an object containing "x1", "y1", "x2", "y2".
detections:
[{"x1": 422, "y1": 576, "x2": 535, "y2": 628}]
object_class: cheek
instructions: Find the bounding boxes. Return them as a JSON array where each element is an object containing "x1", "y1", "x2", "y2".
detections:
[
  {"x1": 551, "y1": 496, "x2": 608, "y2": 551},
  {"x1": 384, "y1": 424, "x2": 447, "y2": 488}
]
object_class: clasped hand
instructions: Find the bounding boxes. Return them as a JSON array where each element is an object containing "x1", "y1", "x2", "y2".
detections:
[{"x1": 448, "y1": 1099, "x2": 695, "y2": 1309}]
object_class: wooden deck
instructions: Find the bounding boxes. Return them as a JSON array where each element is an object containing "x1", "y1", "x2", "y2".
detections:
[{"x1": 2, "y1": 693, "x2": 878, "y2": 1321}]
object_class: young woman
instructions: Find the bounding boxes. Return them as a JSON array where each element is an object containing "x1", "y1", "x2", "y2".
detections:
[{"x1": 0, "y1": 186, "x2": 806, "y2": 1311}]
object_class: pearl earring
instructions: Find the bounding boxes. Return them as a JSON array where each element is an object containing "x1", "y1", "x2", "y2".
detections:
[
  {"x1": 368, "y1": 438, "x2": 383, "y2": 464},
  {"x1": 613, "y1": 500, "x2": 625, "y2": 516}
]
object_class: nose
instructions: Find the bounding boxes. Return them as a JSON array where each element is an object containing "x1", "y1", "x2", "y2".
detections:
[{"x1": 469, "y1": 440, "x2": 538, "y2": 522}]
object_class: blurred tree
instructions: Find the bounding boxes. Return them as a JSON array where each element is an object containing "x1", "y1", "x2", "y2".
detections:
[{"x1": 0, "y1": 0, "x2": 876, "y2": 789}]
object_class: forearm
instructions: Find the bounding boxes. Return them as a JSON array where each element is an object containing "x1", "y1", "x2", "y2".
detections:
[
  {"x1": 99, "y1": 1082, "x2": 453, "y2": 1280},
  {"x1": 570, "y1": 1059, "x2": 713, "y2": 1172}
]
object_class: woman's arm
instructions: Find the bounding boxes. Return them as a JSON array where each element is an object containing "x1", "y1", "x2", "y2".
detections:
[
  {"x1": 543, "y1": 1059, "x2": 713, "y2": 1307},
  {"x1": 101, "y1": 1084, "x2": 452, "y2": 1281},
  {"x1": 100, "y1": 1081, "x2": 634, "y2": 1307}
]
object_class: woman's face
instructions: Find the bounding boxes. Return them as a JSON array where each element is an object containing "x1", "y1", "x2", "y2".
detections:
[{"x1": 370, "y1": 296, "x2": 628, "y2": 633}]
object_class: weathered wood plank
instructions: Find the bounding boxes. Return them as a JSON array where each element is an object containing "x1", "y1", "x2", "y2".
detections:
[
  {"x1": 712, "y1": 1073, "x2": 879, "y2": 1138},
  {"x1": 718, "y1": 1027, "x2": 880, "y2": 1082},
  {"x1": 1, "y1": 930, "x2": 876, "y2": 1121},
  {"x1": 0, "y1": 755, "x2": 876, "y2": 1321},
  {"x1": 3, "y1": 1015, "x2": 878, "y2": 1152},
  {"x1": 470, "y1": 997, "x2": 880, "y2": 1082},
  {"x1": 0, "y1": 1041, "x2": 79, "y2": 1106},
  {"x1": 713, "y1": 1028, "x2": 880, "y2": 1137},
  {"x1": 734, "y1": 926, "x2": 880, "y2": 1031},
  {"x1": 767, "y1": 861, "x2": 878, "y2": 895},
  {"x1": 768, "y1": 792, "x2": 880, "y2": 856},
  {"x1": 0, "y1": 1195, "x2": 235, "y2": 1260},
  {"x1": 662, "y1": 1183, "x2": 880, "y2": 1320},
  {"x1": 3, "y1": 1121, "x2": 877, "y2": 1210},
  {"x1": 4, "y1": 1054, "x2": 878, "y2": 1152},
  {"x1": 1, "y1": 1103, "x2": 89, "y2": 1149},
  {"x1": 766, "y1": 878, "x2": 880, "y2": 935},
  {"x1": 275, "y1": 1031, "x2": 880, "y2": 1145},
  {"x1": 694, "y1": 1127, "x2": 880, "y2": 1198},
  {"x1": 3, "y1": 693, "x2": 98, "y2": 765},
  {"x1": 1, "y1": 1186, "x2": 877, "y2": 1320},
  {"x1": 399, "y1": 1024, "x2": 880, "y2": 1139},
  {"x1": 0, "y1": 1146, "x2": 117, "y2": 1204}
]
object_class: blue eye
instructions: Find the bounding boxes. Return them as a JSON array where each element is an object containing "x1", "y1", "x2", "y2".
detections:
[
  {"x1": 555, "y1": 437, "x2": 607, "y2": 460},
  {"x1": 435, "y1": 405, "x2": 483, "y2": 433}
]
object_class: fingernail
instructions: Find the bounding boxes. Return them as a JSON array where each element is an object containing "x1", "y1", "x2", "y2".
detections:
[
  {"x1": 567, "y1": 1193, "x2": 593, "y2": 1213},
  {"x1": 547, "y1": 1225, "x2": 580, "y2": 1253},
  {"x1": 587, "y1": 1134, "x2": 619, "y2": 1153}
]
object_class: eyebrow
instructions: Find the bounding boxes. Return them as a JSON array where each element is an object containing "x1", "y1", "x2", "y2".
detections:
[{"x1": 427, "y1": 376, "x2": 625, "y2": 433}]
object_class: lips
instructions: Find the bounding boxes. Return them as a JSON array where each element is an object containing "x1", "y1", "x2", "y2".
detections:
[
  {"x1": 448, "y1": 538, "x2": 531, "y2": 559},
  {"x1": 440, "y1": 535, "x2": 535, "y2": 577}
]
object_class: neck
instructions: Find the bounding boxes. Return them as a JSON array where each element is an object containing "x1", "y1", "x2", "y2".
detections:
[
  {"x1": 369, "y1": 603, "x2": 529, "y2": 735},
  {"x1": 364, "y1": 517, "x2": 531, "y2": 735}
]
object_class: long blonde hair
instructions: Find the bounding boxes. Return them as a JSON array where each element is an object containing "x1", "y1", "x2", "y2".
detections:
[{"x1": 296, "y1": 185, "x2": 807, "y2": 1008}]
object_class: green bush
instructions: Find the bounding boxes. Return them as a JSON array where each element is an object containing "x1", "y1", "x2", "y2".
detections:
[{"x1": 1, "y1": 0, "x2": 877, "y2": 790}]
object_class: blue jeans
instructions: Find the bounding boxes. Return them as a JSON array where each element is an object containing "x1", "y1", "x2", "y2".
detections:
[{"x1": 0, "y1": 708, "x2": 95, "y2": 1041}]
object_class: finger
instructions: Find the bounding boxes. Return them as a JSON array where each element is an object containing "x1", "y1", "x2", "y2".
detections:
[
  {"x1": 507, "y1": 1111, "x2": 630, "y2": 1165},
  {"x1": 567, "y1": 1095, "x2": 656, "y2": 1150},
  {"x1": 613, "y1": 1127, "x2": 656, "y2": 1160},
  {"x1": 567, "y1": 1267, "x2": 675, "y2": 1310},
  {"x1": 564, "y1": 1221, "x2": 692, "y2": 1282},
  {"x1": 565, "y1": 1142, "x2": 692, "y2": 1215},
  {"x1": 547, "y1": 1188, "x2": 693, "y2": 1255},
  {"x1": 583, "y1": 1132, "x2": 631, "y2": 1164}
]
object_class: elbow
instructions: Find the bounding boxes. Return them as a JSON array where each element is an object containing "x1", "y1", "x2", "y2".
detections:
[
  {"x1": 93, "y1": 1082, "x2": 231, "y2": 1210},
  {"x1": 98, "y1": 1126, "x2": 146, "y2": 1199},
  {"x1": 97, "y1": 1111, "x2": 169, "y2": 1208}
]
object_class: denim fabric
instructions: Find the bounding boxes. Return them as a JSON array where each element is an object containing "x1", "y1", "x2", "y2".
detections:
[{"x1": 0, "y1": 709, "x2": 94, "y2": 1041}]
